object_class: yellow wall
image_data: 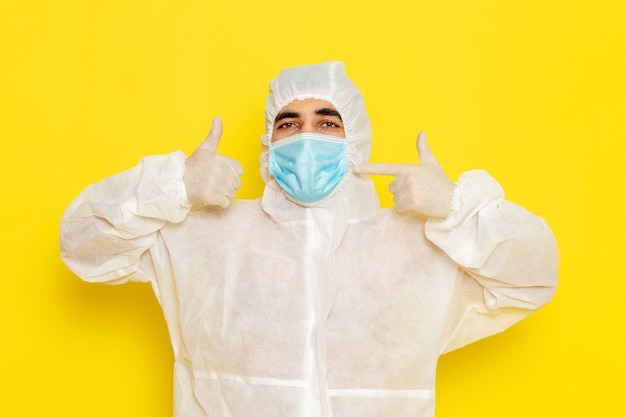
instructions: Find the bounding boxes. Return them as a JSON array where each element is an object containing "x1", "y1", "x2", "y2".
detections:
[{"x1": 2, "y1": 1, "x2": 624, "y2": 415}]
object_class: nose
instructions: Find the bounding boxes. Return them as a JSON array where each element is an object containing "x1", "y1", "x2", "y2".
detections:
[{"x1": 300, "y1": 121, "x2": 317, "y2": 133}]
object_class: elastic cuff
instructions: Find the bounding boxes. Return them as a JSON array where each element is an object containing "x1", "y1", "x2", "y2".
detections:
[{"x1": 136, "y1": 151, "x2": 192, "y2": 223}]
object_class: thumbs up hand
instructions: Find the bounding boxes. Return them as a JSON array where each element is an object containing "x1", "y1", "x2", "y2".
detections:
[
  {"x1": 353, "y1": 132, "x2": 455, "y2": 219},
  {"x1": 183, "y1": 117, "x2": 244, "y2": 208}
]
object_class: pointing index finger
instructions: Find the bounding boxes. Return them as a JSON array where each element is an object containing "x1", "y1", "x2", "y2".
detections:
[{"x1": 353, "y1": 163, "x2": 402, "y2": 177}]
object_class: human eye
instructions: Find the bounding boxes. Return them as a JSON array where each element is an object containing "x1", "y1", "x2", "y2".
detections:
[
  {"x1": 320, "y1": 117, "x2": 345, "y2": 131},
  {"x1": 276, "y1": 121, "x2": 298, "y2": 130},
  {"x1": 321, "y1": 120, "x2": 340, "y2": 128},
  {"x1": 318, "y1": 118, "x2": 346, "y2": 138}
]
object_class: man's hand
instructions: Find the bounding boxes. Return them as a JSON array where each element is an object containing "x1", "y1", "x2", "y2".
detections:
[
  {"x1": 183, "y1": 117, "x2": 244, "y2": 208},
  {"x1": 353, "y1": 132, "x2": 455, "y2": 219}
]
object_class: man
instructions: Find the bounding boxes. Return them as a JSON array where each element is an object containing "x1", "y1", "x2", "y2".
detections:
[{"x1": 60, "y1": 61, "x2": 558, "y2": 417}]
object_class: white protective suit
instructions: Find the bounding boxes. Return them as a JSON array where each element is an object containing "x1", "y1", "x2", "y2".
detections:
[{"x1": 60, "y1": 61, "x2": 558, "y2": 417}]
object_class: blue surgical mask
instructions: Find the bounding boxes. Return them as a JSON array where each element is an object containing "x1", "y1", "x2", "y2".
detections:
[{"x1": 268, "y1": 133, "x2": 349, "y2": 205}]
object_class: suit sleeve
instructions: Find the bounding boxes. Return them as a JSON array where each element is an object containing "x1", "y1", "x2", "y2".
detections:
[
  {"x1": 59, "y1": 151, "x2": 192, "y2": 284},
  {"x1": 425, "y1": 170, "x2": 559, "y2": 354}
]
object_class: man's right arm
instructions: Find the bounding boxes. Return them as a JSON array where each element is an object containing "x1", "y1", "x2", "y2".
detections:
[
  {"x1": 60, "y1": 117, "x2": 244, "y2": 284},
  {"x1": 59, "y1": 151, "x2": 192, "y2": 284}
]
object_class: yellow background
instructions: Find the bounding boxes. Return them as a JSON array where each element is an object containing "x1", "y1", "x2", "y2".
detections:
[{"x1": 1, "y1": 0, "x2": 624, "y2": 416}]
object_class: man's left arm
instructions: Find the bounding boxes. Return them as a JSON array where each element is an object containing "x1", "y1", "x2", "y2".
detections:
[
  {"x1": 354, "y1": 133, "x2": 559, "y2": 352},
  {"x1": 425, "y1": 168, "x2": 558, "y2": 352}
]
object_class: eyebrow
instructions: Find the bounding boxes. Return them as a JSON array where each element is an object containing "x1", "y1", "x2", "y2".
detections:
[
  {"x1": 274, "y1": 111, "x2": 299, "y2": 123},
  {"x1": 274, "y1": 108, "x2": 343, "y2": 123},
  {"x1": 315, "y1": 108, "x2": 342, "y2": 120}
]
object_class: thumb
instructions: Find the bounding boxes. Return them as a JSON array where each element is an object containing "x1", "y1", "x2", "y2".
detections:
[
  {"x1": 416, "y1": 131, "x2": 437, "y2": 165},
  {"x1": 199, "y1": 116, "x2": 223, "y2": 153}
]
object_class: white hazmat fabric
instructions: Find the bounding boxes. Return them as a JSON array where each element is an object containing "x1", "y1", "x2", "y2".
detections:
[{"x1": 60, "y1": 61, "x2": 558, "y2": 417}]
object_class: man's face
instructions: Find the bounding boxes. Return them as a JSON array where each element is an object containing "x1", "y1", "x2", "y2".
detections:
[{"x1": 271, "y1": 99, "x2": 345, "y2": 142}]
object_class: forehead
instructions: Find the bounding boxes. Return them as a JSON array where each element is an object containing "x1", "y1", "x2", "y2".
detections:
[{"x1": 277, "y1": 98, "x2": 338, "y2": 116}]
